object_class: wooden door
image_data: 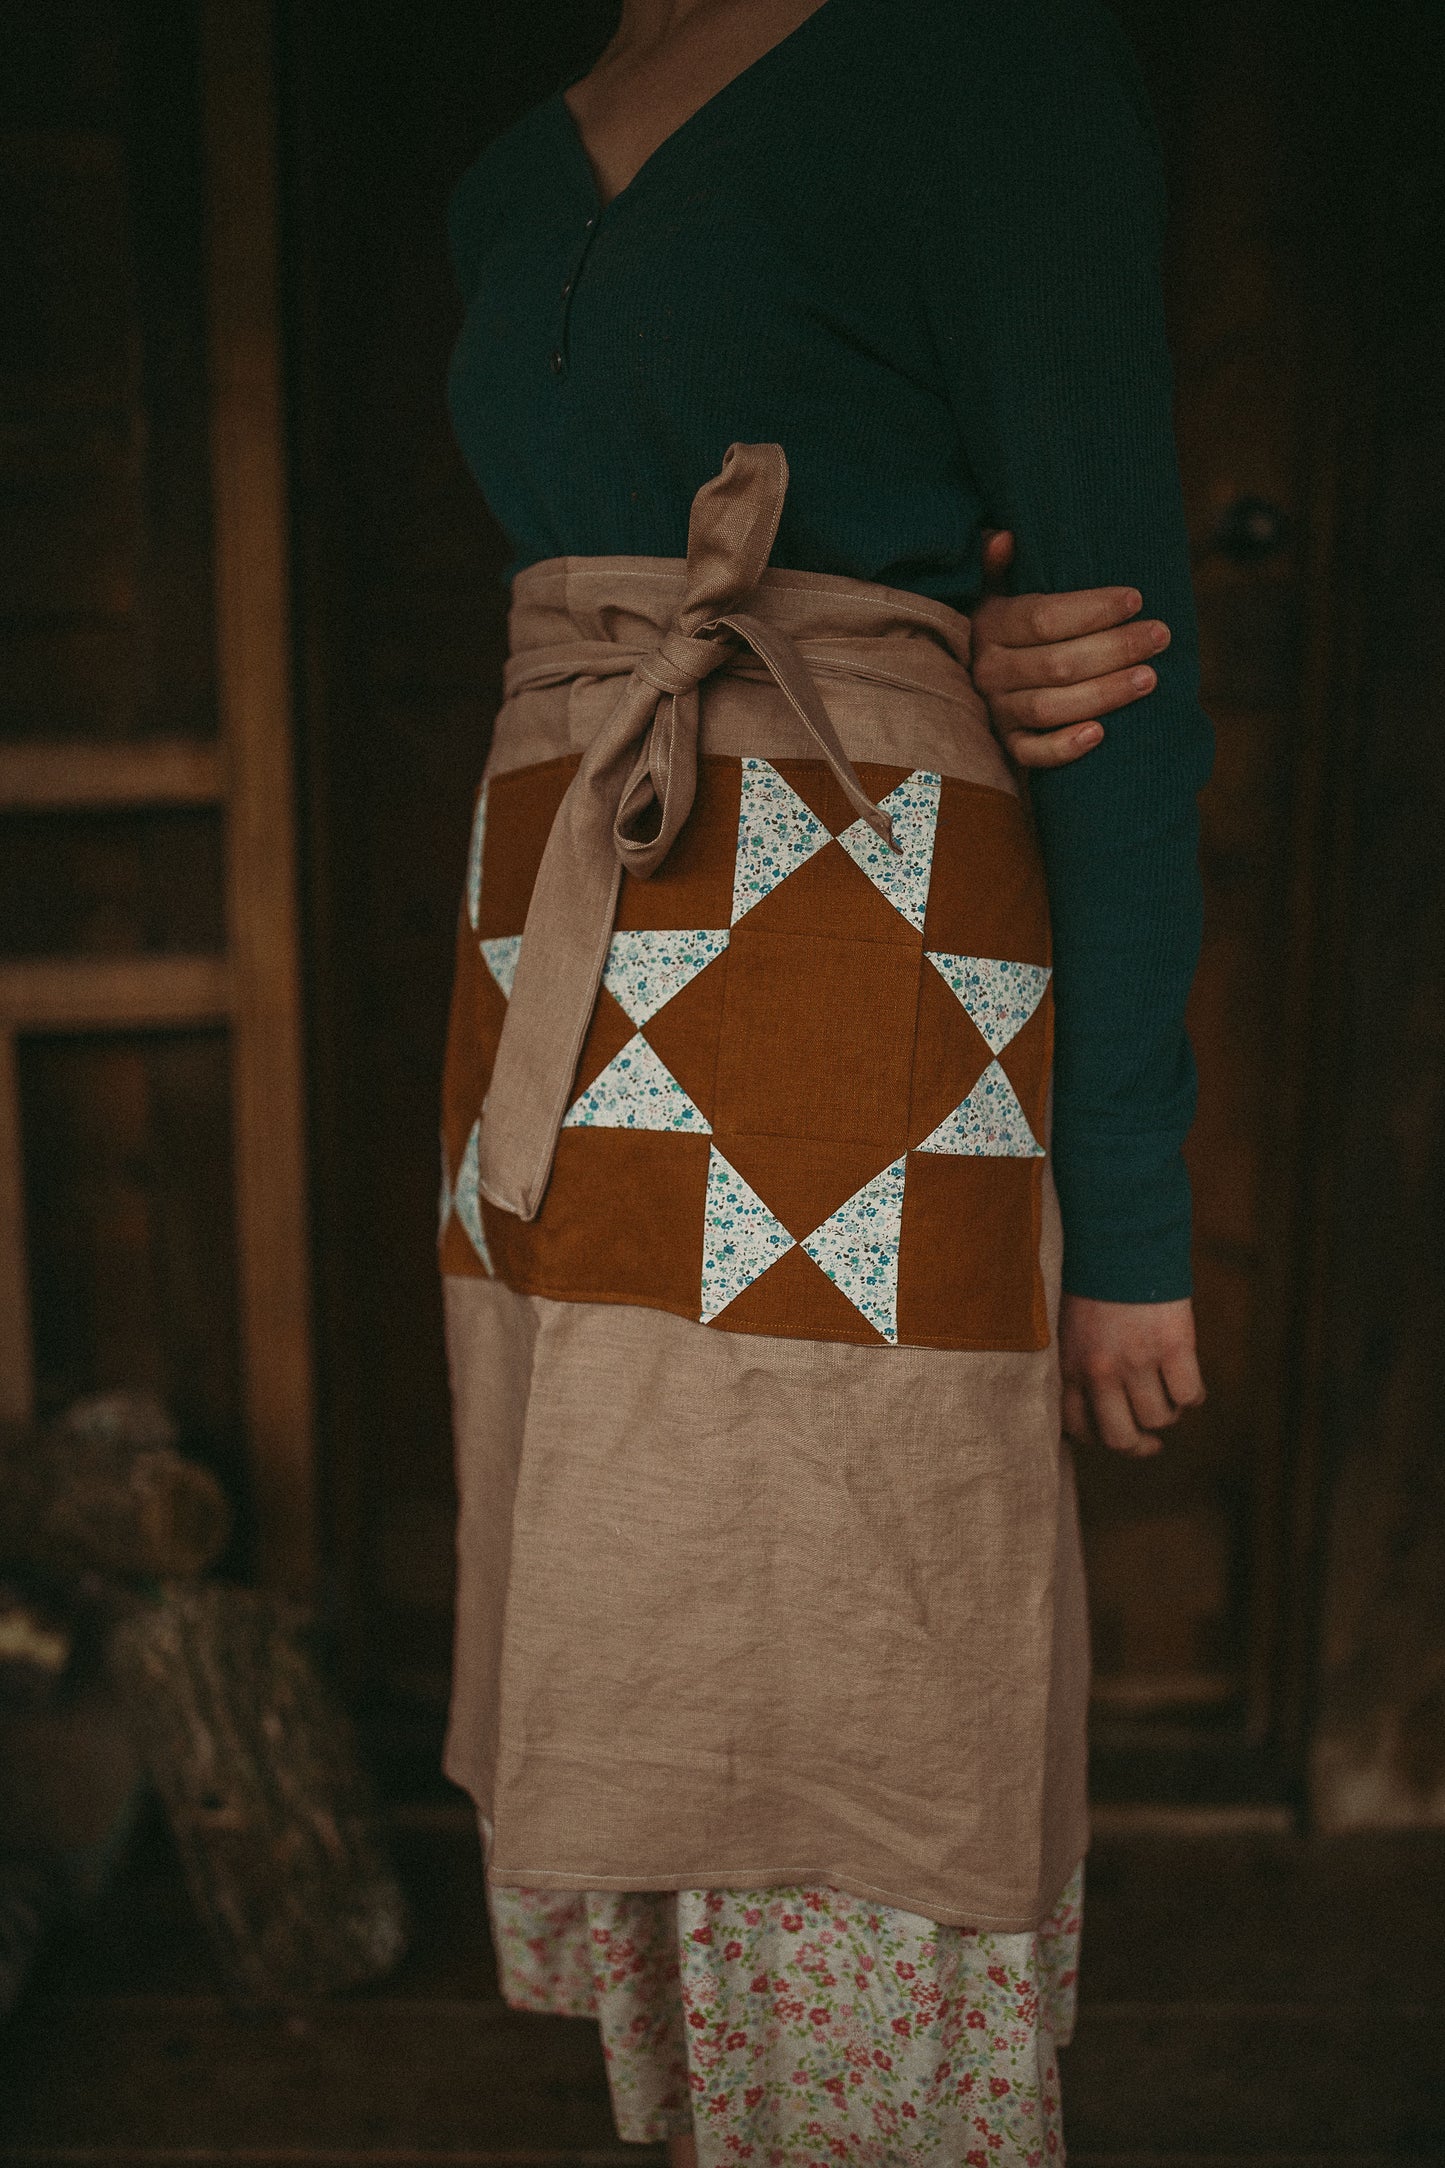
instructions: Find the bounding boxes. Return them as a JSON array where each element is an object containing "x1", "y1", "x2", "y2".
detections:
[
  {"x1": 286, "y1": 0, "x2": 1363, "y2": 1799},
  {"x1": 1079, "y1": 0, "x2": 1377, "y2": 1802}
]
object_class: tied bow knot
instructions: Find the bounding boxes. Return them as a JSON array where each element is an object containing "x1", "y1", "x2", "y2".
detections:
[
  {"x1": 614, "y1": 622, "x2": 734, "y2": 876},
  {"x1": 634, "y1": 623, "x2": 731, "y2": 700},
  {"x1": 475, "y1": 442, "x2": 898, "y2": 1221}
]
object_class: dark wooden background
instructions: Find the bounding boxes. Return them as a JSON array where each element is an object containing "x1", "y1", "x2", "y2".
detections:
[
  {"x1": 1, "y1": 1, "x2": 246, "y2": 1520},
  {"x1": 3, "y1": 0, "x2": 1441, "y2": 1818}
]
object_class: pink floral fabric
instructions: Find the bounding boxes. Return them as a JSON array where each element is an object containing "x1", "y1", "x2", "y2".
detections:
[{"x1": 488, "y1": 1867, "x2": 1082, "y2": 2165}]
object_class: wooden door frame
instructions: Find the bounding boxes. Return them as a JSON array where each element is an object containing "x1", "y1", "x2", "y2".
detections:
[{"x1": 201, "y1": 0, "x2": 316, "y2": 1597}]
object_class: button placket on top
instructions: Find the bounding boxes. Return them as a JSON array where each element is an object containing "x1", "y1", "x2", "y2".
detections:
[{"x1": 550, "y1": 212, "x2": 598, "y2": 379}]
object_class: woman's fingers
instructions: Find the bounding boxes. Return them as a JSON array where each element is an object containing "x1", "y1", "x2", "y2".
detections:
[
  {"x1": 971, "y1": 586, "x2": 1171, "y2": 772},
  {"x1": 980, "y1": 527, "x2": 1016, "y2": 584},
  {"x1": 1123, "y1": 1364, "x2": 1180, "y2": 1434},
  {"x1": 972, "y1": 615, "x2": 1170, "y2": 697},
  {"x1": 981, "y1": 585, "x2": 1145, "y2": 648},
  {"x1": 1161, "y1": 1342, "x2": 1207, "y2": 1413},
  {"x1": 995, "y1": 658, "x2": 1168, "y2": 767},
  {"x1": 994, "y1": 661, "x2": 1160, "y2": 736},
  {"x1": 1061, "y1": 1378, "x2": 1096, "y2": 1448},
  {"x1": 974, "y1": 603, "x2": 1171, "y2": 772},
  {"x1": 1000, "y1": 720, "x2": 1104, "y2": 770},
  {"x1": 1088, "y1": 1378, "x2": 1162, "y2": 1458}
]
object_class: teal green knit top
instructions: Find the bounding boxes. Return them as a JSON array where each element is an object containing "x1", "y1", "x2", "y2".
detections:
[{"x1": 446, "y1": 0, "x2": 1213, "y2": 1302}]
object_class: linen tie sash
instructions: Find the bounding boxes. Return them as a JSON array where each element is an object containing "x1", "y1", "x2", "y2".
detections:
[{"x1": 475, "y1": 440, "x2": 903, "y2": 1221}]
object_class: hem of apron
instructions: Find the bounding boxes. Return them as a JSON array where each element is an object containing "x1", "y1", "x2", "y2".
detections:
[
  {"x1": 438, "y1": 1265, "x2": 1054, "y2": 1356},
  {"x1": 481, "y1": 1841, "x2": 1090, "y2": 1936}
]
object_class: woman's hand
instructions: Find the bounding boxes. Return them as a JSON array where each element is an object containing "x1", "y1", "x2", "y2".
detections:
[
  {"x1": 1060, "y1": 1294, "x2": 1205, "y2": 1459},
  {"x1": 972, "y1": 529, "x2": 1172, "y2": 770}
]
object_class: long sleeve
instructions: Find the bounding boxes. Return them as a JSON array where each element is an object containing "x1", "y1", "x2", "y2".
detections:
[{"x1": 912, "y1": 0, "x2": 1215, "y2": 1301}]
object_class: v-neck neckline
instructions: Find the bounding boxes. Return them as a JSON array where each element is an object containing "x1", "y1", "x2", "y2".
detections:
[{"x1": 554, "y1": 0, "x2": 844, "y2": 220}]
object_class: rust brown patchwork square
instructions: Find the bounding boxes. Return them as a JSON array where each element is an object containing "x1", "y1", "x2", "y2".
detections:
[{"x1": 440, "y1": 755, "x2": 1053, "y2": 1350}]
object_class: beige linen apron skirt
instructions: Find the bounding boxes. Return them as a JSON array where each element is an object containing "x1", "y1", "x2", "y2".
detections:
[{"x1": 438, "y1": 445, "x2": 1090, "y2": 1936}]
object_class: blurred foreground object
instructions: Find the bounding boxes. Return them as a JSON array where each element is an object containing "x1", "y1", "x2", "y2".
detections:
[
  {"x1": 109, "y1": 1583, "x2": 411, "y2": 2004},
  {"x1": 0, "y1": 1859, "x2": 57, "y2": 2023},
  {"x1": 0, "y1": 1391, "x2": 409, "y2": 2012},
  {"x1": 0, "y1": 1606, "x2": 146, "y2": 2020},
  {"x1": 0, "y1": 1391, "x2": 232, "y2": 1582},
  {"x1": 0, "y1": 1581, "x2": 74, "y2": 1704}
]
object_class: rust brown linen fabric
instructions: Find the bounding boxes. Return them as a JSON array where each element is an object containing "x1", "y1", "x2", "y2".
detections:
[
  {"x1": 440, "y1": 1234, "x2": 1089, "y2": 1934},
  {"x1": 440, "y1": 492, "x2": 1055, "y2": 1353}
]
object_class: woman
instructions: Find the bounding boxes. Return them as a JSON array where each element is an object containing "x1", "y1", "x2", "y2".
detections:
[{"x1": 438, "y1": 2, "x2": 1211, "y2": 2161}]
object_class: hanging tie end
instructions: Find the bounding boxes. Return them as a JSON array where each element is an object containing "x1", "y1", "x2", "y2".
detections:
[{"x1": 475, "y1": 1100, "x2": 550, "y2": 1224}]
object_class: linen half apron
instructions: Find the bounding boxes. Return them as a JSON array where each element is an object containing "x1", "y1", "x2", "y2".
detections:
[{"x1": 438, "y1": 444, "x2": 1089, "y2": 1932}]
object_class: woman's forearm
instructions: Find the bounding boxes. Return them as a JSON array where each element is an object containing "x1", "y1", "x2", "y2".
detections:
[{"x1": 913, "y1": 0, "x2": 1214, "y2": 1298}]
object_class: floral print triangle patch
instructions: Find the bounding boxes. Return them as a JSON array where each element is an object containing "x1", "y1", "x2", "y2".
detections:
[
  {"x1": 450, "y1": 1118, "x2": 495, "y2": 1272},
  {"x1": 916, "y1": 1061, "x2": 1043, "y2": 1157},
  {"x1": 603, "y1": 928, "x2": 729, "y2": 1025},
  {"x1": 731, "y1": 758, "x2": 830, "y2": 924},
  {"x1": 836, "y1": 769, "x2": 941, "y2": 933},
  {"x1": 801, "y1": 1155, "x2": 907, "y2": 1344},
  {"x1": 481, "y1": 934, "x2": 522, "y2": 1000},
  {"x1": 700, "y1": 1148, "x2": 796, "y2": 1321},
  {"x1": 563, "y1": 1035, "x2": 711, "y2": 1133},
  {"x1": 927, "y1": 952, "x2": 1051, "y2": 1054}
]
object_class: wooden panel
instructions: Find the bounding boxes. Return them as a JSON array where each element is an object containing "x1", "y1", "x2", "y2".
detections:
[
  {"x1": 0, "y1": 622, "x2": 142, "y2": 745},
  {"x1": 1074, "y1": 0, "x2": 1339, "y2": 1783},
  {"x1": 1305, "y1": 0, "x2": 1445, "y2": 1830},
  {"x1": 0, "y1": 1032, "x2": 36, "y2": 1421},
  {"x1": 0, "y1": 131, "x2": 135, "y2": 406},
  {"x1": 0, "y1": 414, "x2": 140, "y2": 618},
  {"x1": 16, "y1": 1032, "x2": 247, "y2": 1518},
  {"x1": 0, "y1": 955, "x2": 230, "y2": 1031},
  {"x1": 0, "y1": 0, "x2": 225, "y2": 1430},
  {"x1": 201, "y1": 0, "x2": 316, "y2": 1596},
  {"x1": 0, "y1": 2, "x2": 217, "y2": 746},
  {"x1": 0, "y1": 810, "x2": 226, "y2": 958},
  {"x1": 1086, "y1": 0, "x2": 1445, "y2": 1816},
  {"x1": 0, "y1": 2, "x2": 126, "y2": 134},
  {"x1": 1162, "y1": 0, "x2": 1318, "y2": 1755},
  {"x1": 0, "y1": 739, "x2": 223, "y2": 809}
]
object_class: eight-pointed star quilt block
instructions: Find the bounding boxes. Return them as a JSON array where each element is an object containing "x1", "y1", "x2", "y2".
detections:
[{"x1": 440, "y1": 752, "x2": 1053, "y2": 1350}]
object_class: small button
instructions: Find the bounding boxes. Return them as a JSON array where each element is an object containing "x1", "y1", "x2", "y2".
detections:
[
  {"x1": 561, "y1": 279, "x2": 573, "y2": 298},
  {"x1": 584, "y1": 215, "x2": 596, "y2": 230},
  {"x1": 549, "y1": 349, "x2": 566, "y2": 376}
]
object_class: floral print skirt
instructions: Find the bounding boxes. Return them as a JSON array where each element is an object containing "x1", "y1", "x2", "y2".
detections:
[{"x1": 488, "y1": 1867, "x2": 1082, "y2": 2165}]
